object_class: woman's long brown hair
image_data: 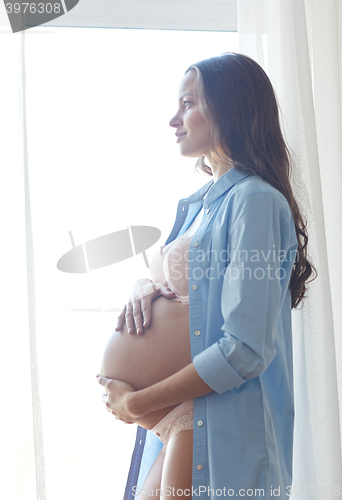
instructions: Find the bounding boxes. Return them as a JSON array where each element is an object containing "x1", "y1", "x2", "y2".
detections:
[{"x1": 185, "y1": 53, "x2": 317, "y2": 309}]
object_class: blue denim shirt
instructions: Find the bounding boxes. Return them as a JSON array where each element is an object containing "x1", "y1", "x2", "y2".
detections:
[{"x1": 123, "y1": 166, "x2": 298, "y2": 500}]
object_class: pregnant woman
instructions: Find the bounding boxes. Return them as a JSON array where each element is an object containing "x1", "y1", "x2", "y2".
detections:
[{"x1": 97, "y1": 53, "x2": 316, "y2": 500}]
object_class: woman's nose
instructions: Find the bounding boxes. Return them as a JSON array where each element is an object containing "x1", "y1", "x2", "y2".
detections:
[{"x1": 169, "y1": 113, "x2": 181, "y2": 128}]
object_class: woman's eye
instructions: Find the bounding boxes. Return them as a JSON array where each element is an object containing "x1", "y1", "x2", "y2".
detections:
[{"x1": 183, "y1": 101, "x2": 192, "y2": 109}]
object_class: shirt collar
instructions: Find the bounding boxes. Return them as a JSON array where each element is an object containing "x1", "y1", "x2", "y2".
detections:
[{"x1": 181, "y1": 165, "x2": 254, "y2": 208}]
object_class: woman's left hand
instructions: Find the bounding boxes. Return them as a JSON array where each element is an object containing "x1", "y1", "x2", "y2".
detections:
[{"x1": 96, "y1": 376, "x2": 141, "y2": 424}]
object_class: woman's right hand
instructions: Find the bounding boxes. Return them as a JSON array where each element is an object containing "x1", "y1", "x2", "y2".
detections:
[{"x1": 115, "y1": 278, "x2": 176, "y2": 335}]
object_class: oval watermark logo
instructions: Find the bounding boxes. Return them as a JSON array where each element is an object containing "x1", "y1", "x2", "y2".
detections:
[{"x1": 4, "y1": 0, "x2": 79, "y2": 33}]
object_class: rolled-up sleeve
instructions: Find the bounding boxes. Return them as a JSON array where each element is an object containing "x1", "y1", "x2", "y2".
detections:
[{"x1": 193, "y1": 191, "x2": 298, "y2": 394}]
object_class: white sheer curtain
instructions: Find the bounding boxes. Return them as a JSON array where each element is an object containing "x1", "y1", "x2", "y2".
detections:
[
  {"x1": 0, "y1": 31, "x2": 45, "y2": 500},
  {"x1": 238, "y1": 0, "x2": 342, "y2": 496}
]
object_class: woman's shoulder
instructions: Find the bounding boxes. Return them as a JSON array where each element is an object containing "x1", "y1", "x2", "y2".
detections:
[
  {"x1": 235, "y1": 172, "x2": 280, "y2": 195},
  {"x1": 231, "y1": 173, "x2": 292, "y2": 218}
]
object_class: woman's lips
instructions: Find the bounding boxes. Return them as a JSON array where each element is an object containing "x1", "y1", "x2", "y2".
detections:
[{"x1": 176, "y1": 133, "x2": 187, "y2": 143}]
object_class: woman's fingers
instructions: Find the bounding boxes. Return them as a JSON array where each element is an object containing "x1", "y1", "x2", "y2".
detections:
[
  {"x1": 97, "y1": 376, "x2": 110, "y2": 390},
  {"x1": 139, "y1": 283, "x2": 170, "y2": 330},
  {"x1": 140, "y1": 299, "x2": 152, "y2": 329},
  {"x1": 125, "y1": 303, "x2": 135, "y2": 334},
  {"x1": 115, "y1": 306, "x2": 126, "y2": 332},
  {"x1": 115, "y1": 281, "x2": 175, "y2": 335},
  {"x1": 160, "y1": 285, "x2": 177, "y2": 298},
  {"x1": 132, "y1": 299, "x2": 144, "y2": 335},
  {"x1": 130, "y1": 282, "x2": 160, "y2": 333},
  {"x1": 141, "y1": 285, "x2": 176, "y2": 330}
]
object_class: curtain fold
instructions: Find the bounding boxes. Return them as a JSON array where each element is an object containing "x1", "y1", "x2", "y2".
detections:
[
  {"x1": 19, "y1": 31, "x2": 47, "y2": 500},
  {"x1": 237, "y1": 0, "x2": 342, "y2": 496},
  {"x1": 0, "y1": 30, "x2": 46, "y2": 500}
]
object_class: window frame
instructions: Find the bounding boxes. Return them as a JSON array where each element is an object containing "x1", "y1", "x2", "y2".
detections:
[{"x1": 44, "y1": 0, "x2": 238, "y2": 31}]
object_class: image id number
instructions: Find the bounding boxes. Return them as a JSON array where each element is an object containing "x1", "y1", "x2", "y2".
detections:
[{"x1": 5, "y1": 3, "x2": 62, "y2": 14}]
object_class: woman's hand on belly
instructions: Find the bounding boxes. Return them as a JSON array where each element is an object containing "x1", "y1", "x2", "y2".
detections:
[
  {"x1": 97, "y1": 296, "x2": 191, "y2": 429},
  {"x1": 115, "y1": 278, "x2": 177, "y2": 335},
  {"x1": 96, "y1": 376, "x2": 142, "y2": 424},
  {"x1": 98, "y1": 296, "x2": 191, "y2": 391}
]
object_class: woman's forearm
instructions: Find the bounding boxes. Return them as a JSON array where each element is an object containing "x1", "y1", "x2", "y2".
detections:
[{"x1": 129, "y1": 362, "x2": 214, "y2": 418}]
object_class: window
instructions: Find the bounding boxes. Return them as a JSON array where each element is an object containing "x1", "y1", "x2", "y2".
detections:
[
  {"x1": 19, "y1": 26, "x2": 239, "y2": 499},
  {"x1": 44, "y1": 0, "x2": 238, "y2": 31}
]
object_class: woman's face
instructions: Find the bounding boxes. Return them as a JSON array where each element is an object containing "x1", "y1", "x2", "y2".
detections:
[{"x1": 169, "y1": 70, "x2": 212, "y2": 159}]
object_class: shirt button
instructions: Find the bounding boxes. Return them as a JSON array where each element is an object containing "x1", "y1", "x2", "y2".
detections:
[
  {"x1": 193, "y1": 242, "x2": 199, "y2": 248},
  {"x1": 197, "y1": 464, "x2": 203, "y2": 471},
  {"x1": 197, "y1": 420, "x2": 204, "y2": 426},
  {"x1": 194, "y1": 330, "x2": 201, "y2": 336},
  {"x1": 192, "y1": 285, "x2": 198, "y2": 291},
  {"x1": 205, "y1": 208, "x2": 210, "y2": 214}
]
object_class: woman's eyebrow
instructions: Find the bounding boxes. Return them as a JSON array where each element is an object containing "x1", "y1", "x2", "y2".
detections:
[{"x1": 179, "y1": 93, "x2": 194, "y2": 101}]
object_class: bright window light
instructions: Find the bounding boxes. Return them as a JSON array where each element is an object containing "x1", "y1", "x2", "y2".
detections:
[{"x1": 20, "y1": 27, "x2": 239, "y2": 500}]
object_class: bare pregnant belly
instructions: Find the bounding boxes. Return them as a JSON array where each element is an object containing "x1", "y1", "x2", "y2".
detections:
[{"x1": 98, "y1": 296, "x2": 192, "y2": 429}]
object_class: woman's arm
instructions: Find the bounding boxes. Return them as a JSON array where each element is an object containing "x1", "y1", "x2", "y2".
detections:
[
  {"x1": 192, "y1": 191, "x2": 298, "y2": 394},
  {"x1": 132, "y1": 362, "x2": 213, "y2": 415},
  {"x1": 97, "y1": 362, "x2": 213, "y2": 423}
]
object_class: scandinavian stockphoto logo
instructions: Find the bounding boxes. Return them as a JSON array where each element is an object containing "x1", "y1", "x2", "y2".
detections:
[{"x1": 4, "y1": 0, "x2": 79, "y2": 33}]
